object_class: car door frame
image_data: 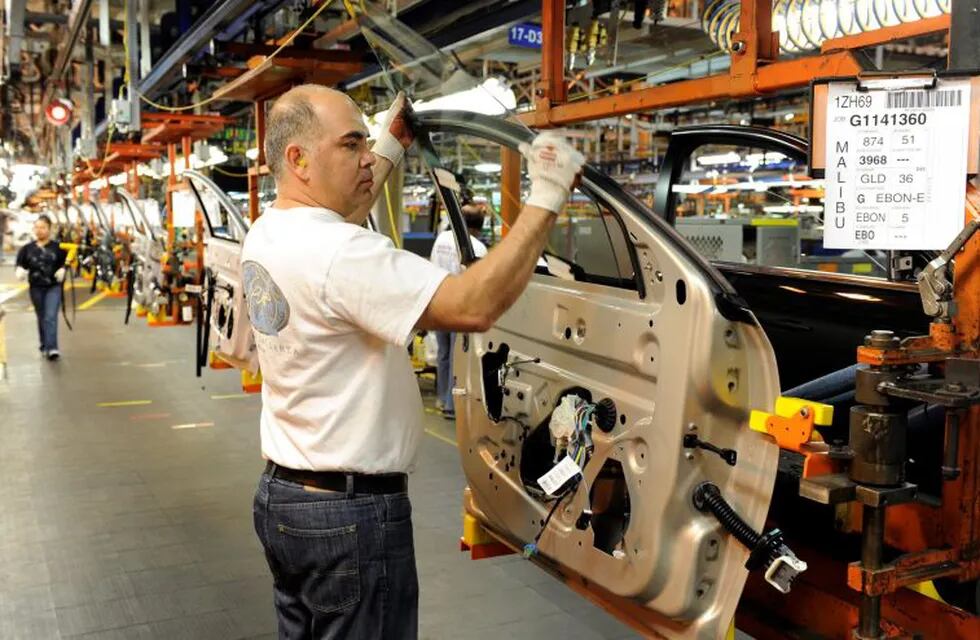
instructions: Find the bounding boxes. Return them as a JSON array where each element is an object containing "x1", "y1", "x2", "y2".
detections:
[
  {"x1": 414, "y1": 111, "x2": 759, "y2": 325},
  {"x1": 414, "y1": 110, "x2": 784, "y2": 640}
]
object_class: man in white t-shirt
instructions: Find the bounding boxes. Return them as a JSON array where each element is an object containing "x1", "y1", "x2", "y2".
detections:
[
  {"x1": 429, "y1": 197, "x2": 487, "y2": 419},
  {"x1": 242, "y1": 84, "x2": 584, "y2": 640}
]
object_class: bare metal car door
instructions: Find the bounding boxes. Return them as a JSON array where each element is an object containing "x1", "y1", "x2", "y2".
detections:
[
  {"x1": 184, "y1": 170, "x2": 257, "y2": 373},
  {"x1": 415, "y1": 111, "x2": 782, "y2": 639},
  {"x1": 116, "y1": 188, "x2": 167, "y2": 321}
]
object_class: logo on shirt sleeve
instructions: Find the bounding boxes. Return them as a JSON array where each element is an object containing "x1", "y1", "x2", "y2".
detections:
[{"x1": 242, "y1": 260, "x2": 290, "y2": 336}]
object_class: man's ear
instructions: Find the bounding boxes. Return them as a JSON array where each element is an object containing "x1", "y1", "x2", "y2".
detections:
[{"x1": 285, "y1": 144, "x2": 308, "y2": 178}]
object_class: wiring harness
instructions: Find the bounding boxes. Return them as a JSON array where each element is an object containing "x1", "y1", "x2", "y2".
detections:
[{"x1": 693, "y1": 482, "x2": 807, "y2": 593}]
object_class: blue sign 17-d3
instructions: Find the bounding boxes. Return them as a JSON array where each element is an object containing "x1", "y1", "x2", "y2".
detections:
[{"x1": 508, "y1": 23, "x2": 542, "y2": 49}]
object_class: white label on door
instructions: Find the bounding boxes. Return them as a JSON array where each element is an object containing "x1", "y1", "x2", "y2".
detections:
[
  {"x1": 537, "y1": 455, "x2": 581, "y2": 496},
  {"x1": 823, "y1": 79, "x2": 971, "y2": 250}
]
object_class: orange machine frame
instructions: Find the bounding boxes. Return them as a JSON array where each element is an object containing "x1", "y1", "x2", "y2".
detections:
[{"x1": 508, "y1": 2, "x2": 976, "y2": 639}]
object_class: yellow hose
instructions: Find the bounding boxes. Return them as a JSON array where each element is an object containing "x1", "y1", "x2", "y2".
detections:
[{"x1": 383, "y1": 181, "x2": 401, "y2": 249}]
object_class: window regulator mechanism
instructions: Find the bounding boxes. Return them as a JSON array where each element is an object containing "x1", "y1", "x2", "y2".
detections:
[{"x1": 497, "y1": 357, "x2": 541, "y2": 387}]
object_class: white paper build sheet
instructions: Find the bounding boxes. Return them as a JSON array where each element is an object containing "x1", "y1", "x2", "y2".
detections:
[{"x1": 823, "y1": 79, "x2": 971, "y2": 250}]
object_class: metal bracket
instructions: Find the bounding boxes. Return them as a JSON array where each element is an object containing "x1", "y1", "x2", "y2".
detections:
[
  {"x1": 874, "y1": 358, "x2": 980, "y2": 408},
  {"x1": 848, "y1": 547, "x2": 966, "y2": 597},
  {"x1": 917, "y1": 218, "x2": 980, "y2": 319},
  {"x1": 798, "y1": 473, "x2": 917, "y2": 507}
]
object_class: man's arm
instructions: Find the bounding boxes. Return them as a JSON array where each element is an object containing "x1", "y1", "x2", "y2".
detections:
[
  {"x1": 417, "y1": 132, "x2": 585, "y2": 333},
  {"x1": 348, "y1": 92, "x2": 414, "y2": 226},
  {"x1": 417, "y1": 204, "x2": 555, "y2": 332}
]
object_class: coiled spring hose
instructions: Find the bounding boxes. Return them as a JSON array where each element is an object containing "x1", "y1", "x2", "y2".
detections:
[
  {"x1": 693, "y1": 482, "x2": 807, "y2": 593},
  {"x1": 701, "y1": 0, "x2": 951, "y2": 54}
]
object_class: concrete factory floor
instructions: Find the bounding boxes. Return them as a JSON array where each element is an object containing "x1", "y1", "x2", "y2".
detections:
[{"x1": 0, "y1": 264, "x2": 645, "y2": 640}]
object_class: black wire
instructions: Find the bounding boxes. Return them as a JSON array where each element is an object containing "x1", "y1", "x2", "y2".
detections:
[{"x1": 533, "y1": 478, "x2": 579, "y2": 544}]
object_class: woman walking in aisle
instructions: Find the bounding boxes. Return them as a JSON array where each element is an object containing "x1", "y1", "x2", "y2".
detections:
[{"x1": 15, "y1": 215, "x2": 67, "y2": 360}]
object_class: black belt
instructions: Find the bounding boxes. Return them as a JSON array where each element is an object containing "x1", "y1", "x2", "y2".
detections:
[{"x1": 264, "y1": 461, "x2": 407, "y2": 495}]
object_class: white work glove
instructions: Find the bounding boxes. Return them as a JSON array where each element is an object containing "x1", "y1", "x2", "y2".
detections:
[
  {"x1": 14, "y1": 266, "x2": 27, "y2": 282},
  {"x1": 518, "y1": 132, "x2": 586, "y2": 214},
  {"x1": 55, "y1": 268, "x2": 66, "y2": 283},
  {"x1": 372, "y1": 91, "x2": 413, "y2": 166}
]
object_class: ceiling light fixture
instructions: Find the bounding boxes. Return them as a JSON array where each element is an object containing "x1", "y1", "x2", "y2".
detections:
[{"x1": 44, "y1": 98, "x2": 74, "y2": 126}]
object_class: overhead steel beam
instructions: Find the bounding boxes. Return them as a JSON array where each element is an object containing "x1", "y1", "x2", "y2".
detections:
[
  {"x1": 24, "y1": 10, "x2": 137, "y2": 31},
  {"x1": 138, "y1": 0, "x2": 150, "y2": 79},
  {"x1": 217, "y1": 41, "x2": 364, "y2": 62},
  {"x1": 96, "y1": 0, "x2": 271, "y2": 139},
  {"x1": 98, "y1": 0, "x2": 109, "y2": 46},
  {"x1": 125, "y1": 0, "x2": 140, "y2": 133},
  {"x1": 519, "y1": 50, "x2": 861, "y2": 127},
  {"x1": 339, "y1": 0, "x2": 538, "y2": 91},
  {"x1": 48, "y1": 0, "x2": 95, "y2": 88},
  {"x1": 3, "y1": 0, "x2": 27, "y2": 79},
  {"x1": 136, "y1": 0, "x2": 259, "y2": 100},
  {"x1": 80, "y1": 25, "x2": 96, "y2": 158}
]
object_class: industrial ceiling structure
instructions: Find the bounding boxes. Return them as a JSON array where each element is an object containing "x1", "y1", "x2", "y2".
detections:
[{"x1": 0, "y1": 0, "x2": 953, "y2": 183}]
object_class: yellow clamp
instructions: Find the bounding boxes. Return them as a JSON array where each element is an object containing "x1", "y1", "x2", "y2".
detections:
[{"x1": 750, "y1": 397, "x2": 833, "y2": 452}]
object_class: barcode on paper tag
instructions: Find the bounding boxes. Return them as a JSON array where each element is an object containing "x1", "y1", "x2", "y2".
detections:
[
  {"x1": 886, "y1": 89, "x2": 963, "y2": 109},
  {"x1": 537, "y1": 455, "x2": 581, "y2": 496}
]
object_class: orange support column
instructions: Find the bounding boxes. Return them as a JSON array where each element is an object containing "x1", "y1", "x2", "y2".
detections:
[
  {"x1": 129, "y1": 162, "x2": 139, "y2": 195},
  {"x1": 166, "y1": 142, "x2": 176, "y2": 255},
  {"x1": 538, "y1": 0, "x2": 566, "y2": 113},
  {"x1": 180, "y1": 135, "x2": 197, "y2": 324},
  {"x1": 248, "y1": 100, "x2": 266, "y2": 223},
  {"x1": 151, "y1": 141, "x2": 178, "y2": 327},
  {"x1": 729, "y1": 0, "x2": 778, "y2": 85},
  {"x1": 499, "y1": 146, "x2": 521, "y2": 239}
]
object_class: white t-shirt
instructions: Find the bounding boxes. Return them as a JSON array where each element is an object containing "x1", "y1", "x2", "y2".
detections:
[
  {"x1": 429, "y1": 229, "x2": 488, "y2": 275},
  {"x1": 240, "y1": 206, "x2": 449, "y2": 473}
]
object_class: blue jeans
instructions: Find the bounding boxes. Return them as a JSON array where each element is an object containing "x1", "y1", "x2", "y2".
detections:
[
  {"x1": 253, "y1": 472, "x2": 419, "y2": 640},
  {"x1": 435, "y1": 331, "x2": 454, "y2": 413},
  {"x1": 29, "y1": 285, "x2": 61, "y2": 352}
]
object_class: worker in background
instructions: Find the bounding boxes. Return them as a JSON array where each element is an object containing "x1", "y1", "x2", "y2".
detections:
[
  {"x1": 428, "y1": 190, "x2": 488, "y2": 420},
  {"x1": 15, "y1": 215, "x2": 67, "y2": 360},
  {"x1": 242, "y1": 84, "x2": 584, "y2": 640},
  {"x1": 0, "y1": 209, "x2": 8, "y2": 263}
]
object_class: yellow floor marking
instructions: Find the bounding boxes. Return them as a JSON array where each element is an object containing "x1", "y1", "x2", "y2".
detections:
[
  {"x1": 129, "y1": 412, "x2": 172, "y2": 422},
  {"x1": 97, "y1": 399, "x2": 153, "y2": 408},
  {"x1": 424, "y1": 428, "x2": 456, "y2": 447},
  {"x1": 423, "y1": 407, "x2": 441, "y2": 416},
  {"x1": 171, "y1": 421, "x2": 214, "y2": 430},
  {"x1": 210, "y1": 393, "x2": 253, "y2": 400},
  {"x1": 78, "y1": 291, "x2": 109, "y2": 311},
  {"x1": 134, "y1": 362, "x2": 168, "y2": 368},
  {"x1": 0, "y1": 284, "x2": 28, "y2": 305}
]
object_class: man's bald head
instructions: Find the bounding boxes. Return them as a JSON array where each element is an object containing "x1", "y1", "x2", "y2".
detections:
[
  {"x1": 265, "y1": 85, "x2": 361, "y2": 178},
  {"x1": 264, "y1": 83, "x2": 377, "y2": 216}
]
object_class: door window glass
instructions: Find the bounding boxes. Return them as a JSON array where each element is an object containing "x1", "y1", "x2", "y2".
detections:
[
  {"x1": 431, "y1": 133, "x2": 636, "y2": 289},
  {"x1": 673, "y1": 143, "x2": 887, "y2": 277},
  {"x1": 185, "y1": 176, "x2": 248, "y2": 243}
]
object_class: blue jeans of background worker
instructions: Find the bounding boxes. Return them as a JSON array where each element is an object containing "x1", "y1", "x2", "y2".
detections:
[
  {"x1": 435, "y1": 331, "x2": 454, "y2": 414},
  {"x1": 253, "y1": 472, "x2": 419, "y2": 640},
  {"x1": 29, "y1": 284, "x2": 61, "y2": 352}
]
